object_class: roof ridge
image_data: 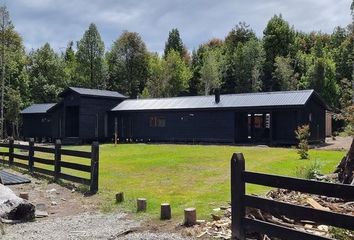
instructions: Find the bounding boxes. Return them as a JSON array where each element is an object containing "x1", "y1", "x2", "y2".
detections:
[{"x1": 123, "y1": 89, "x2": 314, "y2": 101}]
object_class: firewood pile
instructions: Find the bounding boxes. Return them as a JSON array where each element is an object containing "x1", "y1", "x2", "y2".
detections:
[{"x1": 196, "y1": 189, "x2": 354, "y2": 239}]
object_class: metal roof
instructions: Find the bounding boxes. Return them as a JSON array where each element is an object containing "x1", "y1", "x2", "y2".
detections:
[
  {"x1": 111, "y1": 90, "x2": 316, "y2": 111},
  {"x1": 20, "y1": 103, "x2": 57, "y2": 114},
  {"x1": 59, "y1": 87, "x2": 127, "y2": 99}
]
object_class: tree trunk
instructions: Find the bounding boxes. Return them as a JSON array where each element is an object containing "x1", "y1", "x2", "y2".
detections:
[
  {"x1": 0, "y1": 184, "x2": 35, "y2": 221},
  {"x1": 335, "y1": 138, "x2": 354, "y2": 184}
]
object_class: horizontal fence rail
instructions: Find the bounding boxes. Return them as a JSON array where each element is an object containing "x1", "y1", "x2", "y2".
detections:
[
  {"x1": 231, "y1": 152, "x2": 354, "y2": 240},
  {"x1": 0, "y1": 138, "x2": 99, "y2": 193}
]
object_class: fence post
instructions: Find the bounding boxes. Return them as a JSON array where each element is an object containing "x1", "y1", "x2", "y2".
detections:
[
  {"x1": 231, "y1": 152, "x2": 246, "y2": 240},
  {"x1": 28, "y1": 138, "x2": 34, "y2": 172},
  {"x1": 54, "y1": 139, "x2": 61, "y2": 181},
  {"x1": 8, "y1": 137, "x2": 14, "y2": 166},
  {"x1": 90, "y1": 141, "x2": 99, "y2": 193}
]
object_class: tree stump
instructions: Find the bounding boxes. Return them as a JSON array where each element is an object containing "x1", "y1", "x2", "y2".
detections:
[
  {"x1": 184, "y1": 207, "x2": 197, "y2": 226},
  {"x1": 115, "y1": 192, "x2": 124, "y2": 203},
  {"x1": 137, "y1": 198, "x2": 147, "y2": 212},
  {"x1": 160, "y1": 203, "x2": 171, "y2": 220},
  {"x1": 19, "y1": 192, "x2": 29, "y2": 200},
  {"x1": 335, "y1": 138, "x2": 354, "y2": 184}
]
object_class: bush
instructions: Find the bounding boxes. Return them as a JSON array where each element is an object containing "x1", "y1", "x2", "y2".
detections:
[
  {"x1": 295, "y1": 160, "x2": 321, "y2": 179},
  {"x1": 295, "y1": 124, "x2": 310, "y2": 159}
]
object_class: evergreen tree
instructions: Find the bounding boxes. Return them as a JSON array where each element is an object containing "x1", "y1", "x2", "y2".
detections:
[
  {"x1": 164, "y1": 28, "x2": 184, "y2": 58},
  {"x1": 107, "y1": 31, "x2": 148, "y2": 98},
  {"x1": 263, "y1": 14, "x2": 295, "y2": 90},
  {"x1": 63, "y1": 41, "x2": 77, "y2": 87},
  {"x1": 225, "y1": 22, "x2": 256, "y2": 49},
  {"x1": 76, "y1": 23, "x2": 106, "y2": 88},
  {"x1": 273, "y1": 56, "x2": 298, "y2": 90}
]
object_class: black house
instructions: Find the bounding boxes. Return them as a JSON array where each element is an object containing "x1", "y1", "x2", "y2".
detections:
[
  {"x1": 21, "y1": 88, "x2": 328, "y2": 145},
  {"x1": 110, "y1": 90, "x2": 328, "y2": 145},
  {"x1": 21, "y1": 87, "x2": 126, "y2": 143}
]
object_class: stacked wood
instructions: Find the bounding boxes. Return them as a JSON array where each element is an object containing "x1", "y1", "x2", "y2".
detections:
[
  {"x1": 0, "y1": 184, "x2": 35, "y2": 221},
  {"x1": 335, "y1": 137, "x2": 354, "y2": 184},
  {"x1": 195, "y1": 189, "x2": 354, "y2": 239}
]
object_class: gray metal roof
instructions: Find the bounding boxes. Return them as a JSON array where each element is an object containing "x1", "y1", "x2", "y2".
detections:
[
  {"x1": 111, "y1": 90, "x2": 316, "y2": 111},
  {"x1": 21, "y1": 103, "x2": 57, "y2": 114},
  {"x1": 59, "y1": 87, "x2": 127, "y2": 99}
]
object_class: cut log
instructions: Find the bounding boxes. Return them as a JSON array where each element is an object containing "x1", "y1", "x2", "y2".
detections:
[
  {"x1": 0, "y1": 184, "x2": 35, "y2": 221},
  {"x1": 335, "y1": 138, "x2": 354, "y2": 184},
  {"x1": 115, "y1": 192, "x2": 124, "y2": 203},
  {"x1": 160, "y1": 203, "x2": 171, "y2": 220},
  {"x1": 184, "y1": 207, "x2": 197, "y2": 226},
  {"x1": 137, "y1": 198, "x2": 146, "y2": 212}
]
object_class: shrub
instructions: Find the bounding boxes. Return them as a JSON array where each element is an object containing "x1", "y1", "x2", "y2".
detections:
[
  {"x1": 295, "y1": 160, "x2": 321, "y2": 179},
  {"x1": 295, "y1": 124, "x2": 310, "y2": 159}
]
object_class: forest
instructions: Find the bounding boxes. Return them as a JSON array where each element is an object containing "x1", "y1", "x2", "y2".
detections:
[{"x1": 0, "y1": 2, "x2": 353, "y2": 137}]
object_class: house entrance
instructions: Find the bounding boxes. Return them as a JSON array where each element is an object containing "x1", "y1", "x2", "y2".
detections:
[{"x1": 65, "y1": 106, "x2": 79, "y2": 137}]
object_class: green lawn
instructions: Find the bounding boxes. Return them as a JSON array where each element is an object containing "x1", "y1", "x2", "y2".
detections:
[{"x1": 58, "y1": 144, "x2": 345, "y2": 220}]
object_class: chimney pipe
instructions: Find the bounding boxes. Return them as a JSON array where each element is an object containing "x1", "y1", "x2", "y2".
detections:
[{"x1": 215, "y1": 89, "x2": 220, "y2": 104}]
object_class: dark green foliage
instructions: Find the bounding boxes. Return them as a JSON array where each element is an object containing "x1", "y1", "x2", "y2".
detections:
[
  {"x1": 106, "y1": 31, "x2": 148, "y2": 98},
  {"x1": 164, "y1": 28, "x2": 184, "y2": 58},
  {"x1": 263, "y1": 14, "x2": 295, "y2": 91},
  {"x1": 76, "y1": 23, "x2": 106, "y2": 89},
  {"x1": 28, "y1": 43, "x2": 66, "y2": 103}
]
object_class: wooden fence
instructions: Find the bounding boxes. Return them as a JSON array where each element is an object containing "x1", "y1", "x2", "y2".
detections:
[
  {"x1": 231, "y1": 152, "x2": 354, "y2": 240},
  {"x1": 0, "y1": 138, "x2": 99, "y2": 193}
]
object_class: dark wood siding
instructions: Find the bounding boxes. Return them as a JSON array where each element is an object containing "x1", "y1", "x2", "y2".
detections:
[
  {"x1": 110, "y1": 110, "x2": 235, "y2": 143},
  {"x1": 22, "y1": 113, "x2": 52, "y2": 138}
]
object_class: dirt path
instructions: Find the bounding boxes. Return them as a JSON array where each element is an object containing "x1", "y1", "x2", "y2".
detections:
[
  {"x1": 0, "y1": 170, "x2": 191, "y2": 240},
  {"x1": 313, "y1": 136, "x2": 353, "y2": 151}
]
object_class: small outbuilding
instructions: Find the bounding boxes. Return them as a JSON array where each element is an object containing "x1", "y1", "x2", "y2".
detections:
[{"x1": 21, "y1": 103, "x2": 56, "y2": 140}]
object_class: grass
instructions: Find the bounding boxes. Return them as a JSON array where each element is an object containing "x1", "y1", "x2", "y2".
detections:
[
  {"x1": 59, "y1": 143, "x2": 344, "y2": 220},
  {"x1": 3, "y1": 143, "x2": 346, "y2": 220}
]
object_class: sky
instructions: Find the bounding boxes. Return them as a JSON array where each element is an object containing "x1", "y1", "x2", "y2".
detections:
[{"x1": 4, "y1": 0, "x2": 353, "y2": 53}]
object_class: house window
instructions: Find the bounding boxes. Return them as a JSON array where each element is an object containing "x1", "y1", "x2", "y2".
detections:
[{"x1": 149, "y1": 116, "x2": 166, "y2": 128}]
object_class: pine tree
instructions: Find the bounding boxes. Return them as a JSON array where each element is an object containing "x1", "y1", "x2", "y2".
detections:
[
  {"x1": 76, "y1": 23, "x2": 106, "y2": 88},
  {"x1": 164, "y1": 28, "x2": 184, "y2": 58}
]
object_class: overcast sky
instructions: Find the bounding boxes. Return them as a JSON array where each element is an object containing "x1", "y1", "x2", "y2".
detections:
[{"x1": 4, "y1": 0, "x2": 352, "y2": 53}]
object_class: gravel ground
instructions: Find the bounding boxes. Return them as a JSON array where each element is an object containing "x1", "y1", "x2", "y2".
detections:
[{"x1": 1, "y1": 212, "x2": 190, "y2": 240}]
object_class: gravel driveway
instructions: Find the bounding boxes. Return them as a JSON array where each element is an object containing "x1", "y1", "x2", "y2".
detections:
[{"x1": 1, "y1": 212, "x2": 190, "y2": 240}]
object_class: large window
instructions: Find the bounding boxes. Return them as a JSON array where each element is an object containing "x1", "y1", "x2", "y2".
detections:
[{"x1": 149, "y1": 116, "x2": 166, "y2": 128}]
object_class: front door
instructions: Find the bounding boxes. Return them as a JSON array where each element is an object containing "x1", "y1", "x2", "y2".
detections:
[{"x1": 65, "y1": 106, "x2": 79, "y2": 137}]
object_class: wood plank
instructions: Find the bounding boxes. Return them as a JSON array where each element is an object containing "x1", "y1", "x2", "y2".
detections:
[
  {"x1": 32, "y1": 166, "x2": 54, "y2": 176},
  {"x1": 33, "y1": 157, "x2": 54, "y2": 166},
  {"x1": 243, "y1": 171, "x2": 354, "y2": 199},
  {"x1": 0, "y1": 143, "x2": 9, "y2": 147},
  {"x1": 60, "y1": 149, "x2": 91, "y2": 159},
  {"x1": 244, "y1": 195, "x2": 354, "y2": 230},
  {"x1": 58, "y1": 173, "x2": 90, "y2": 185},
  {"x1": 0, "y1": 152, "x2": 9, "y2": 157},
  {"x1": 33, "y1": 146, "x2": 55, "y2": 154},
  {"x1": 13, "y1": 153, "x2": 28, "y2": 161},
  {"x1": 12, "y1": 144, "x2": 29, "y2": 150},
  {"x1": 243, "y1": 218, "x2": 333, "y2": 240},
  {"x1": 60, "y1": 161, "x2": 91, "y2": 172},
  {"x1": 12, "y1": 161, "x2": 28, "y2": 169}
]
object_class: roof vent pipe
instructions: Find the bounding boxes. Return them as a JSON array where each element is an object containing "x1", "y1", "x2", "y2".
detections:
[{"x1": 214, "y1": 89, "x2": 220, "y2": 104}]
